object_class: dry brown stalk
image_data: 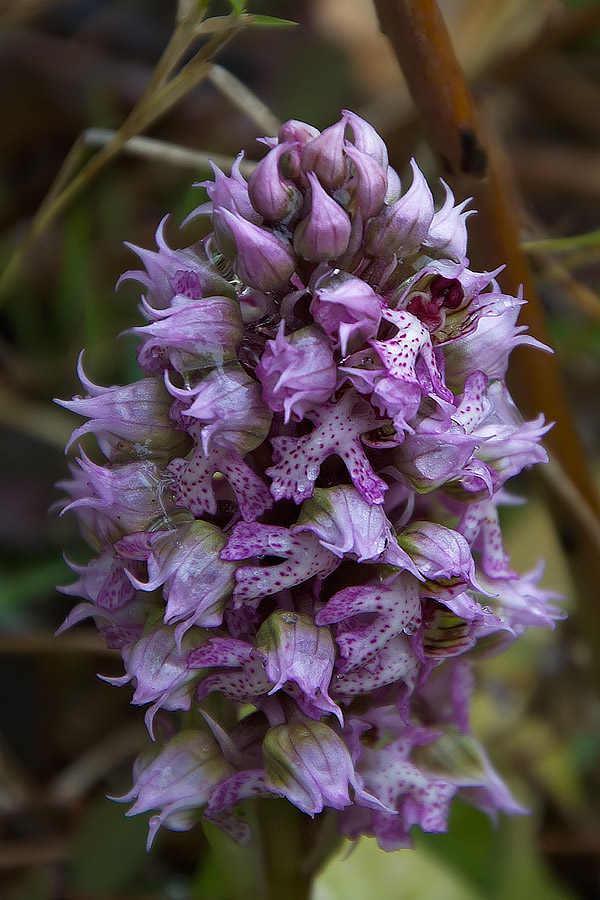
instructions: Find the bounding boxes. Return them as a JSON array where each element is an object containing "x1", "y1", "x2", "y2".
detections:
[{"x1": 373, "y1": 0, "x2": 600, "y2": 686}]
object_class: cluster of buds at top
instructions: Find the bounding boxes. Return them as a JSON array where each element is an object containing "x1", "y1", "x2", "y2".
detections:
[{"x1": 57, "y1": 111, "x2": 561, "y2": 851}]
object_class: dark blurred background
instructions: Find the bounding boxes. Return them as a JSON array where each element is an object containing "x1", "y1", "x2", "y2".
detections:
[{"x1": 0, "y1": 1, "x2": 599, "y2": 898}]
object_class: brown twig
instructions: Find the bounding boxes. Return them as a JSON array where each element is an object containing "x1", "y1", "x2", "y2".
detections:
[
  {"x1": 84, "y1": 128, "x2": 258, "y2": 177},
  {"x1": 373, "y1": 0, "x2": 600, "y2": 687},
  {"x1": 0, "y1": 836, "x2": 69, "y2": 870},
  {"x1": 373, "y1": 0, "x2": 488, "y2": 181},
  {"x1": 208, "y1": 64, "x2": 282, "y2": 137},
  {"x1": 373, "y1": 0, "x2": 598, "y2": 505}
]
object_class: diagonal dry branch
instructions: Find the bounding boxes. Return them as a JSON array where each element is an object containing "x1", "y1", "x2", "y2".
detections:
[
  {"x1": 373, "y1": 0, "x2": 600, "y2": 687},
  {"x1": 0, "y1": 10, "x2": 264, "y2": 304}
]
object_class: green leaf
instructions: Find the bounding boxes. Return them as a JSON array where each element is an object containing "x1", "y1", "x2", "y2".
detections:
[
  {"x1": 193, "y1": 850, "x2": 229, "y2": 900},
  {"x1": 0, "y1": 559, "x2": 69, "y2": 614},
  {"x1": 314, "y1": 835, "x2": 485, "y2": 900},
  {"x1": 227, "y1": 0, "x2": 247, "y2": 13},
  {"x1": 416, "y1": 801, "x2": 499, "y2": 896},
  {"x1": 68, "y1": 796, "x2": 149, "y2": 897},
  {"x1": 248, "y1": 14, "x2": 297, "y2": 27}
]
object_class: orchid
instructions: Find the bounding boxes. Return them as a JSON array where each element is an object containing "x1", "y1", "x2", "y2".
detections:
[{"x1": 57, "y1": 110, "x2": 561, "y2": 869}]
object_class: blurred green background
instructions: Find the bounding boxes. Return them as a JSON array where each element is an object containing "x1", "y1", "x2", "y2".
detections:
[{"x1": 0, "y1": 1, "x2": 599, "y2": 898}]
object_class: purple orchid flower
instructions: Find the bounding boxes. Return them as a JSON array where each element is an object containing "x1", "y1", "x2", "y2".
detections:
[{"x1": 57, "y1": 109, "x2": 560, "y2": 854}]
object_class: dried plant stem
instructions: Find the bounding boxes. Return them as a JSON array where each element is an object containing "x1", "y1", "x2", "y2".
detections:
[
  {"x1": 0, "y1": 837, "x2": 69, "y2": 870},
  {"x1": 0, "y1": 12, "x2": 244, "y2": 304},
  {"x1": 374, "y1": 0, "x2": 488, "y2": 179},
  {"x1": 0, "y1": 631, "x2": 119, "y2": 655},
  {"x1": 373, "y1": 0, "x2": 599, "y2": 507},
  {"x1": 208, "y1": 64, "x2": 282, "y2": 136},
  {"x1": 373, "y1": 0, "x2": 600, "y2": 684},
  {"x1": 84, "y1": 129, "x2": 258, "y2": 178}
]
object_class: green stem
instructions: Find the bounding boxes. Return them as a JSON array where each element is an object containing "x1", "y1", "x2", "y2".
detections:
[
  {"x1": 522, "y1": 227, "x2": 600, "y2": 254},
  {"x1": 203, "y1": 800, "x2": 341, "y2": 900},
  {"x1": 203, "y1": 812, "x2": 267, "y2": 900},
  {"x1": 256, "y1": 799, "x2": 312, "y2": 900}
]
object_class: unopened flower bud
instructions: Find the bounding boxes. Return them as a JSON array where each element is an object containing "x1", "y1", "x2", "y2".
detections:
[
  {"x1": 344, "y1": 144, "x2": 388, "y2": 220},
  {"x1": 278, "y1": 119, "x2": 320, "y2": 146},
  {"x1": 220, "y1": 209, "x2": 296, "y2": 292},
  {"x1": 262, "y1": 719, "x2": 362, "y2": 816},
  {"x1": 293, "y1": 173, "x2": 351, "y2": 262},
  {"x1": 301, "y1": 118, "x2": 349, "y2": 190},
  {"x1": 271, "y1": 121, "x2": 321, "y2": 182},
  {"x1": 343, "y1": 109, "x2": 388, "y2": 167},
  {"x1": 201, "y1": 155, "x2": 261, "y2": 256},
  {"x1": 384, "y1": 166, "x2": 402, "y2": 204},
  {"x1": 366, "y1": 159, "x2": 434, "y2": 258},
  {"x1": 248, "y1": 143, "x2": 302, "y2": 222},
  {"x1": 424, "y1": 181, "x2": 473, "y2": 262}
]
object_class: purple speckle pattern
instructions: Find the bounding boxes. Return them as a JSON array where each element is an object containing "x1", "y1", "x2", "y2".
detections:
[
  {"x1": 167, "y1": 446, "x2": 272, "y2": 523},
  {"x1": 57, "y1": 110, "x2": 560, "y2": 852},
  {"x1": 222, "y1": 523, "x2": 339, "y2": 607},
  {"x1": 267, "y1": 391, "x2": 387, "y2": 505}
]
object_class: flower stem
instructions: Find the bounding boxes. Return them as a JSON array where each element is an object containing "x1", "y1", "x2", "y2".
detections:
[
  {"x1": 255, "y1": 799, "x2": 312, "y2": 900},
  {"x1": 204, "y1": 800, "x2": 320, "y2": 900}
]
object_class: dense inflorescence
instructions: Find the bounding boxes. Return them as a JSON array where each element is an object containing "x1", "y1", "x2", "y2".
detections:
[{"x1": 57, "y1": 111, "x2": 562, "y2": 851}]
